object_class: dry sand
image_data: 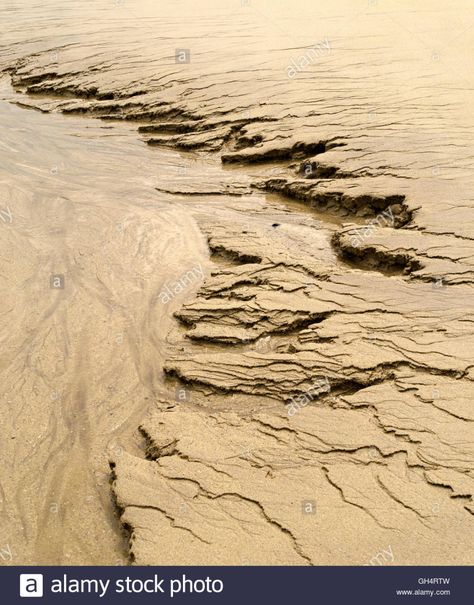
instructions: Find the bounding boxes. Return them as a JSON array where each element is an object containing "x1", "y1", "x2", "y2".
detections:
[{"x1": 0, "y1": 0, "x2": 473, "y2": 565}]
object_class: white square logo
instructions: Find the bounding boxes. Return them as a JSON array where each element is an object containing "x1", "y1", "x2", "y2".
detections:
[{"x1": 20, "y1": 574, "x2": 43, "y2": 597}]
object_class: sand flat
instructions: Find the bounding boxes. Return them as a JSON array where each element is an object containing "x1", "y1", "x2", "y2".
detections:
[{"x1": 0, "y1": 0, "x2": 473, "y2": 565}]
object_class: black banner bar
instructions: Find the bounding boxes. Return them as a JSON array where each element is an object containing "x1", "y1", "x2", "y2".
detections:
[{"x1": 1, "y1": 566, "x2": 472, "y2": 604}]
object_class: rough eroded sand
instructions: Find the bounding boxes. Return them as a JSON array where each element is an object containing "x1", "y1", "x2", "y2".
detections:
[{"x1": 0, "y1": 0, "x2": 473, "y2": 565}]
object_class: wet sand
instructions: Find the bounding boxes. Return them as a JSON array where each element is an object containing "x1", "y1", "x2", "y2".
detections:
[
  {"x1": 0, "y1": 0, "x2": 473, "y2": 565},
  {"x1": 0, "y1": 86, "x2": 210, "y2": 564}
]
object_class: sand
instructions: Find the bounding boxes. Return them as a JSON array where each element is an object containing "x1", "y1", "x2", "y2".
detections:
[{"x1": 0, "y1": 0, "x2": 473, "y2": 565}]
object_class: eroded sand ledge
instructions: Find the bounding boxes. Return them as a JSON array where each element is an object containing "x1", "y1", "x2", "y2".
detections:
[{"x1": 1, "y1": 0, "x2": 473, "y2": 565}]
